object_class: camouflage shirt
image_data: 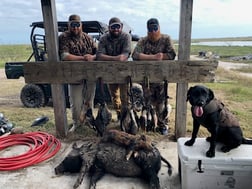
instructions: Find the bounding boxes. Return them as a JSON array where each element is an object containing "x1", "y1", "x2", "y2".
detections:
[
  {"x1": 132, "y1": 34, "x2": 176, "y2": 60},
  {"x1": 58, "y1": 31, "x2": 96, "y2": 59},
  {"x1": 97, "y1": 32, "x2": 131, "y2": 57}
]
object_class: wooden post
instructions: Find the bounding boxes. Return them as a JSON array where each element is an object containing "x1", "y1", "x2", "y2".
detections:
[
  {"x1": 41, "y1": 0, "x2": 68, "y2": 137},
  {"x1": 175, "y1": 0, "x2": 194, "y2": 138}
]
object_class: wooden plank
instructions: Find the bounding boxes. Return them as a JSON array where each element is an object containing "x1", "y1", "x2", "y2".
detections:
[
  {"x1": 175, "y1": 0, "x2": 194, "y2": 139},
  {"x1": 23, "y1": 60, "x2": 218, "y2": 84},
  {"x1": 41, "y1": 0, "x2": 68, "y2": 138}
]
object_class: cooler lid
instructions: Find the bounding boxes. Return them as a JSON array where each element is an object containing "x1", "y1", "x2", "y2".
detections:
[{"x1": 177, "y1": 137, "x2": 252, "y2": 164}]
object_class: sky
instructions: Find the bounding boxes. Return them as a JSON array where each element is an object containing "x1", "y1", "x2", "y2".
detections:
[{"x1": 0, "y1": 0, "x2": 251, "y2": 44}]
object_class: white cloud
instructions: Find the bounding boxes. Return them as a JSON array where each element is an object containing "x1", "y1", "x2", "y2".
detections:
[
  {"x1": 193, "y1": 0, "x2": 251, "y2": 26},
  {"x1": 0, "y1": 0, "x2": 251, "y2": 44}
]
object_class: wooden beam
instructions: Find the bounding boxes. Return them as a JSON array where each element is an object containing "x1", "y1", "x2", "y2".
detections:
[
  {"x1": 23, "y1": 60, "x2": 218, "y2": 84},
  {"x1": 175, "y1": 0, "x2": 194, "y2": 139},
  {"x1": 41, "y1": 0, "x2": 68, "y2": 138}
]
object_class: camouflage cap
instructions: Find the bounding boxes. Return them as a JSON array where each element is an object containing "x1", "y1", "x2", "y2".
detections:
[
  {"x1": 68, "y1": 14, "x2": 81, "y2": 22},
  {"x1": 109, "y1": 17, "x2": 122, "y2": 26},
  {"x1": 147, "y1": 18, "x2": 159, "y2": 27}
]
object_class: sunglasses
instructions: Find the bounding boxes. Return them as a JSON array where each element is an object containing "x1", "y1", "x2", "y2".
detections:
[
  {"x1": 148, "y1": 25, "x2": 159, "y2": 32},
  {"x1": 110, "y1": 24, "x2": 121, "y2": 30},
  {"x1": 70, "y1": 22, "x2": 81, "y2": 28}
]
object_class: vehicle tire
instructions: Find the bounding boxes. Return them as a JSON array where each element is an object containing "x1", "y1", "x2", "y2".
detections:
[{"x1": 20, "y1": 84, "x2": 46, "y2": 108}]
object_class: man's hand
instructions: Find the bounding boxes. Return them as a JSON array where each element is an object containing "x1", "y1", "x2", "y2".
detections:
[
  {"x1": 83, "y1": 54, "x2": 95, "y2": 61},
  {"x1": 117, "y1": 54, "x2": 128, "y2": 61},
  {"x1": 154, "y1": 53, "x2": 164, "y2": 60}
]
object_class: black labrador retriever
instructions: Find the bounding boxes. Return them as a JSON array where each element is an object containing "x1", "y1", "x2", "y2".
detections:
[{"x1": 185, "y1": 85, "x2": 252, "y2": 158}]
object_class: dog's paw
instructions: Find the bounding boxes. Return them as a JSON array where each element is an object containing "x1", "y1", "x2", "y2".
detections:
[
  {"x1": 206, "y1": 150, "x2": 215, "y2": 158},
  {"x1": 184, "y1": 139, "x2": 195, "y2": 146},
  {"x1": 221, "y1": 146, "x2": 231, "y2": 153}
]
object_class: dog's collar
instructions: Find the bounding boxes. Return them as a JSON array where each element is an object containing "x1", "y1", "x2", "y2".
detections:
[{"x1": 202, "y1": 98, "x2": 224, "y2": 114}]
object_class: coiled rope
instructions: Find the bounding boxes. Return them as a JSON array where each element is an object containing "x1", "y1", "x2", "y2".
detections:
[{"x1": 0, "y1": 131, "x2": 61, "y2": 171}]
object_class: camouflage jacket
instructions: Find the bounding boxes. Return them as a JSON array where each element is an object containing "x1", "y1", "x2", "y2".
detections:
[
  {"x1": 58, "y1": 31, "x2": 96, "y2": 59},
  {"x1": 132, "y1": 34, "x2": 176, "y2": 60},
  {"x1": 97, "y1": 32, "x2": 131, "y2": 57},
  {"x1": 193, "y1": 98, "x2": 240, "y2": 127}
]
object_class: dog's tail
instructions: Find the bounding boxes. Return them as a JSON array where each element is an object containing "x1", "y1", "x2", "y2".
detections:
[
  {"x1": 242, "y1": 137, "x2": 252, "y2": 144},
  {"x1": 161, "y1": 155, "x2": 172, "y2": 176}
]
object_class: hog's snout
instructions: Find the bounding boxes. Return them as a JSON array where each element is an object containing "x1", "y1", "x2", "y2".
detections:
[{"x1": 54, "y1": 155, "x2": 83, "y2": 175}]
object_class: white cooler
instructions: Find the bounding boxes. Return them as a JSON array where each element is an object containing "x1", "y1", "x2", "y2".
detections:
[{"x1": 177, "y1": 137, "x2": 252, "y2": 189}]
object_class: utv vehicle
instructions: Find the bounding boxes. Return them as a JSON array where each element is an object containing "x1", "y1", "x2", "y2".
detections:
[{"x1": 5, "y1": 21, "x2": 139, "y2": 108}]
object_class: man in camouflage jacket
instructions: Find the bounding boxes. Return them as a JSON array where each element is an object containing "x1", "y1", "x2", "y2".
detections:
[
  {"x1": 59, "y1": 14, "x2": 97, "y2": 132},
  {"x1": 96, "y1": 17, "x2": 131, "y2": 121},
  {"x1": 132, "y1": 18, "x2": 176, "y2": 135}
]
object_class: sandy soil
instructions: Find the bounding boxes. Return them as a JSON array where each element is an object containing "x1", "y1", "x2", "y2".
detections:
[
  {"x1": 0, "y1": 69, "x2": 5, "y2": 79},
  {"x1": 217, "y1": 61, "x2": 252, "y2": 78},
  {"x1": 0, "y1": 59, "x2": 251, "y2": 189},
  {"x1": 190, "y1": 55, "x2": 252, "y2": 78},
  {"x1": 0, "y1": 138, "x2": 180, "y2": 189},
  {"x1": 0, "y1": 68, "x2": 180, "y2": 189}
]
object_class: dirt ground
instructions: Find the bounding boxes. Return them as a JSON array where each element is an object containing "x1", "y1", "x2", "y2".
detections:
[
  {"x1": 0, "y1": 69, "x2": 181, "y2": 189},
  {"x1": 217, "y1": 61, "x2": 252, "y2": 78},
  {"x1": 0, "y1": 138, "x2": 180, "y2": 189},
  {"x1": 0, "y1": 60, "x2": 251, "y2": 189}
]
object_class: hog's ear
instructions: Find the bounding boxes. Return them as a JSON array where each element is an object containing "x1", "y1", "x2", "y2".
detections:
[
  {"x1": 208, "y1": 88, "x2": 215, "y2": 101},
  {"x1": 186, "y1": 87, "x2": 192, "y2": 101}
]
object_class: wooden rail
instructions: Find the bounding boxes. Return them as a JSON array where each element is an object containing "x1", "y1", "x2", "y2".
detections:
[{"x1": 24, "y1": 60, "x2": 218, "y2": 84}]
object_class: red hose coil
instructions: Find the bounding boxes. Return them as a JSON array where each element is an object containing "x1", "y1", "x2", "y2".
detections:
[{"x1": 0, "y1": 131, "x2": 61, "y2": 171}]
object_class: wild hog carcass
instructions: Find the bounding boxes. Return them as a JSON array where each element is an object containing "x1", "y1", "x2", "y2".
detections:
[
  {"x1": 87, "y1": 142, "x2": 172, "y2": 189},
  {"x1": 55, "y1": 131, "x2": 172, "y2": 189}
]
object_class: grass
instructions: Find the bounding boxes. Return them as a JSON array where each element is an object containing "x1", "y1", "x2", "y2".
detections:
[
  {"x1": 235, "y1": 66, "x2": 252, "y2": 73},
  {"x1": 0, "y1": 45, "x2": 33, "y2": 68},
  {"x1": 0, "y1": 39, "x2": 252, "y2": 139},
  {"x1": 1, "y1": 66, "x2": 252, "y2": 139},
  {"x1": 189, "y1": 45, "x2": 252, "y2": 60},
  {"x1": 190, "y1": 36, "x2": 252, "y2": 42},
  {"x1": 1, "y1": 37, "x2": 252, "y2": 68}
]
